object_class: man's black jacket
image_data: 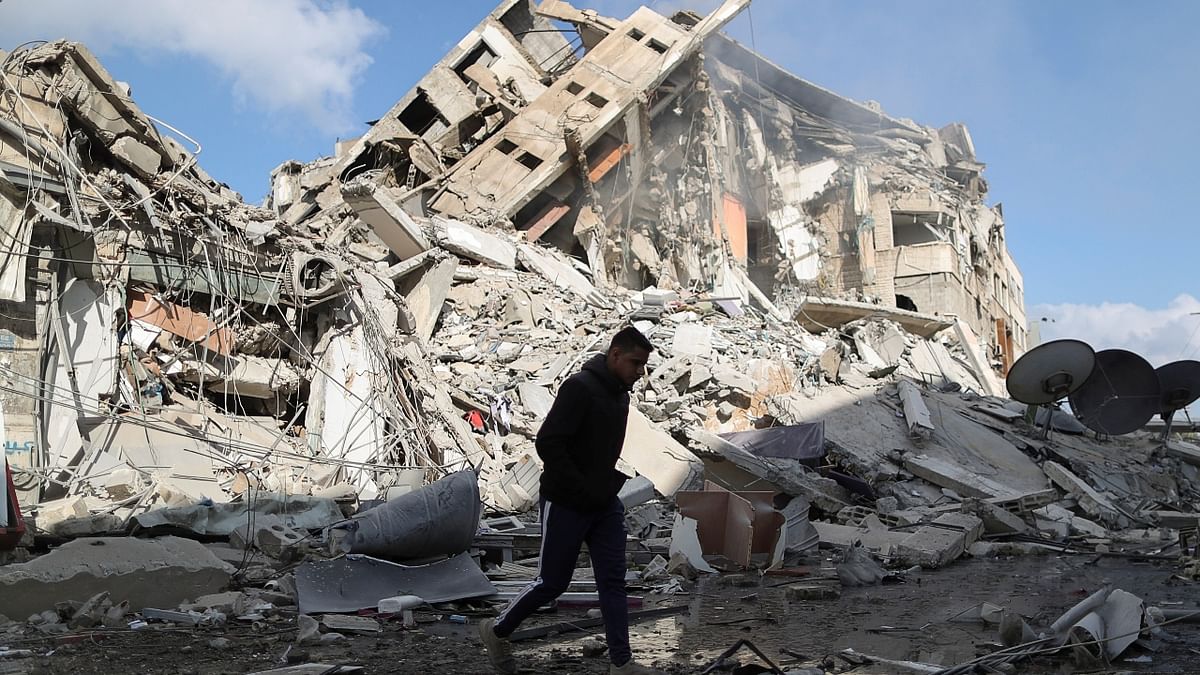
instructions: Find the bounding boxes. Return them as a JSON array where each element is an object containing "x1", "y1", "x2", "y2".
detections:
[{"x1": 536, "y1": 354, "x2": 630, "y2": 512}]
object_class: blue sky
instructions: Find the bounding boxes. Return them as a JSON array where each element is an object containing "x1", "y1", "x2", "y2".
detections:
[{"x1": 3, "y1": 0, "x2": 1199, "y2": 366}]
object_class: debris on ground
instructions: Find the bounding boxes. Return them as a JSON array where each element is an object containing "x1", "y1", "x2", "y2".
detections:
[{"x1": 0, "y1": 1, "x2": 1197, "y2": 672}]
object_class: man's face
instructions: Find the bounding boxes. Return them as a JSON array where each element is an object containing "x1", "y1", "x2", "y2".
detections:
[{"x1": 608, "y1": 346, "x2": 650, "y2": 388}]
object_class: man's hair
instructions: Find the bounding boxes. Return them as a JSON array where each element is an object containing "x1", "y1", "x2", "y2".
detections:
[{"x1": 609, "y1": 326, "x2": 654, "y2": 354}]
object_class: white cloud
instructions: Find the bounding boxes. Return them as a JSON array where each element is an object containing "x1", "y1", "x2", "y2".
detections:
[
  {"x1": 0, "y1": 0, "x2": 385, "y2": 132},
  {"x1": 1030, "y1": 294, "x2": 1200, "y2": 369}
]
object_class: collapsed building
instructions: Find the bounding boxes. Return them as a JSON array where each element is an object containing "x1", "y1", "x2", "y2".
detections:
[
  {"x1": 0, "y1": 0, "x2": 1031, "y2": 518},
  {"x1": 1, "y1": 1, "x2": 1197, "y2": 672}
]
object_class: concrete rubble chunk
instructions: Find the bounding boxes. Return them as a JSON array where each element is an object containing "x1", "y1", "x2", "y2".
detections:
[
  {"x1": 50, "y1": 512, "x2": 123, "y2": 538},
  {"x1": 0, "y1": 536, "x2": 235, "y2": 618},
  {"x1": 813, "y1": 521, "x2": 909, "y2": 556},
  {"x1": 836, "y1": 545, "x2": 886, "y2": 586},
  {"x1": 35, "y1": 496, "x2": 89, "y2": 533},
  {"x1": 896, "y1": 525, "x2": 969, "y2": 569},
  {"x1": 931, "y1": 512, "x2": 984, "y2": 548},
  {"x1": 1042, "y1": 461, "x2": 1122, "y2": 525},
  {"x1": 897, "y1": 380, "x2": 934, "y2": 439},
  {"x1": 320, "y1": 614, "x2": 381, "y2": 634},
  {"x1": 962, "y1": 498, "x2": 1028, "y2": 535},
  {"x1": 180, "y1": 591, "x2": 246, "y2": 615},
  {"x1": 109, "y1": 136, "x2": 162, "y2": 177}
]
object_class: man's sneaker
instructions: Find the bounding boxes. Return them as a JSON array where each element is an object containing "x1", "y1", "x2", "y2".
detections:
[
  {"x1": 609, "y1": 659, "x2": 663, "y2": 674},
  {"x1": 478, "y1": 618, "x2": 517, "y2": 674}
]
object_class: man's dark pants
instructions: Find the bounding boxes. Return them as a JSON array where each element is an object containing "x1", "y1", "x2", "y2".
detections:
[{"x1": 493, "y1": 496, "x2": 630, "y2": 664}]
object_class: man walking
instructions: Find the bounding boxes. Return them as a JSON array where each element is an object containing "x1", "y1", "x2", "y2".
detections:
[{"x1": 480, "y1": 326, "x2": 660, "y2": 674}]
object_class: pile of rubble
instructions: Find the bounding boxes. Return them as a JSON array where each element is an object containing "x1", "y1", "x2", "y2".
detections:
[{"x1": 1, "y1": 0, "x2": 1198, "y2": 672}]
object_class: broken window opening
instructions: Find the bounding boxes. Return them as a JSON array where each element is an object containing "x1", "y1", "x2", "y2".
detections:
[
  {"x1": 891, "y1": 212, "x2": 953, "y2": 247},
  {"x1": 397, "y1": 91, "x2": 449, "y2": 137},
  {"x1": 584, "y1": 92, "x2": 609, "y2": 109},
  {"x1": 628, "y1": 28, "x2": 647, "y2": 41},
  {"x1": 496, "y1": 138, "x2": 518, "y2": 155},
  {"x1": 746, "y1": 219, "x2": 777, "y2": 298},
  {"x1": 896, "y1": 294, "x2": 918, "y2": 312},
  {"x1": 201, "y1": 386, "x2": 292, "y2": 419},
  {"x1": 646, "y1": 38, "x2": 669, "y2": 54},
  {"x1": 452, "y1": 42, "x2": 499, "y2": 88},
  {"x1": 516, "y1": 152, "x2": 543, "y2": 170},
  {"x1": 565, "y1": 81, "x2": 585, "y2": 96},
  {"x1": 340, "y1": 144, "x2": 383, "y2": 184}
]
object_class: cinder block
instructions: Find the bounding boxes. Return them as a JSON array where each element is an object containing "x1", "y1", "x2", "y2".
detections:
[{"x1": 229, "y1": 515, "x2": 304, "y2": 560}]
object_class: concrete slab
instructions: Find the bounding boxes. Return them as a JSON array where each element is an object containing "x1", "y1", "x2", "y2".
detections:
[
  {"x1": 795, "y1": 297, "x2": 953, "y2": 338},
  {"x1": 433, "y1": 216, "x2": 517, "y2": 269},
  {"x1": 1043, "y1": 461, "x2": 1121, "y2": 524},
  {"x1": 402, "y1": 256, "x2": 456, "y2": 343},
  {"x1": 812, "y1": 521, "x2": 909, "y2": 556},
  {"x1": 341, "y1": 182, "x2": 430, "y2": 260},
  {"x1": 623, "y1": 408, "x2": 704, "y2": 497},
  {"x1": 672, "y1": 324, "x2": 713, "y2": 359},
  {"x1": 295, "y1": 552, "x2": 494, "y2": 613},
  {"x1": 518, "y1": 382, "x2": 555, "y2": 419},
  {"x1": 0, "y1": 536, "x2": 235, "y2": 618},
  {"x1": 517, "y1": 244, "x2": 603, "y2": 306},
  {"x1": 903, "y1": 454, "x2": 1022, "y2": 500},
  {"x1": 952, "y1": 319, "x2": 1005, "y2": 397},
  {"x1": 1165, "y1": 440, "x2": 1200, "y2": 466},
  {"x1": 206, "y1": 356, "x2": 301, "y2": 399}
]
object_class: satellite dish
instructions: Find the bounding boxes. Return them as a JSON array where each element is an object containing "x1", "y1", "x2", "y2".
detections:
[
  {"x1": 1156, "y1": 360, "x2": 1200, "y2": 414},
  {"x1": 1069, "y1": 349, "x2": 1161, "y2": 436},
  {"x1": 1006, "y1": 339, "x2": 1096, "y2": 405},
  {"x1": 1154, "y1": 360, "x2": 1200, "y2": 439},
  {"x1": 1006, "y1": 339, "x2": 1096, "y2": 439}
]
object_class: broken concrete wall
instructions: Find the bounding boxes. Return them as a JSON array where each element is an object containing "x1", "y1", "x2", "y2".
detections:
[{"x1": 0, "y1": 536, "x2": 234, "y2": 618}]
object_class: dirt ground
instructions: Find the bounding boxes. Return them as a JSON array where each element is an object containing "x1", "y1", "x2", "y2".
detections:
[{"x1": 13, "y1": 555, "x2": 1200, "y2": 674}]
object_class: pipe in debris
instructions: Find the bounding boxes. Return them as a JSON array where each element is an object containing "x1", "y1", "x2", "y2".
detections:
[
  {"x1": 1049, "y1": 585, "x2": 1112, "y2": 639},
  {"x1": 328, "y1": 469, "x2": 482, "y2": 560}
]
